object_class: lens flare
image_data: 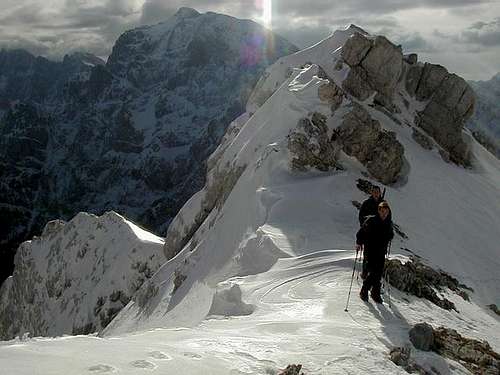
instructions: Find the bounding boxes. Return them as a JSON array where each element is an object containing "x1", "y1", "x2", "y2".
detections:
[{"x1": 263, "y1": 0, "x2": 272, "y2": 28}]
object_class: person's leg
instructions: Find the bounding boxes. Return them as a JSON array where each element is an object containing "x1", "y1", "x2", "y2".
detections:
[
  {"x1": 370, "y1": 258, "x2": 385, "y2": 303},
  {"x1": 360, "y1": 255, "x2": 374, "y2": 301}
]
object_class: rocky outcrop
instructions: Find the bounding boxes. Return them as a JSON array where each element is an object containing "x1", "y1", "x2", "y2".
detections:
[
  {"x1": 433, "y1": 327, "x2": 500, "y2": 374},
  {"x1": 288, "y1": 113, "x2": 341, "y2": 172},
  {"x1": 409, "y1": 323, "x2": 434, "y2": 351},
  {"x1": 278, "y1": 364, "x2": 305, "y2": 375},
  {"x1": 389, "y1": 346, "x2": 429, "y2": 374},
  {"x1": 318, "y1": 81, "x2": 345, "y2": 112},
  {"x1": 411, "y1": 129, "x2": 434, "y2": 150},
  {"x1": 384, "y1": 257, "x2": 472, "y2": 311},
  {"x1": 336, "y1": 104, "x2": 404, "y2": 184},
  {"x1": 163, "y1": 164, "x2": 246, "y2": 260},
  {"x1": 405, "y1": 63, "x2": 475, "y2": 166},
  {"x1": 342, "y1": 33, "x2": 403, "y2": 108}
]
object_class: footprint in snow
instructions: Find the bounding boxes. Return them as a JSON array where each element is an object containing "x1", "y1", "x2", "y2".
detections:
[
  {"x1": 148, "y1": 351, "x2": 171, "y2": 360},
  {"x1": 88, "y1": 364, "x2": 116, "y2": 373},
  {"x1": 183, "y1": 352, "x2": 202, "y2": 359},
  {"x1": 130, "y1": 360, "x2": 157, "y2": 370}
]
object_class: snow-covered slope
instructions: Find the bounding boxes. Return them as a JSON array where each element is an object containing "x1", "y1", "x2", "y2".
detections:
[
  {"x1": 0, "y1": 211, "x2": 166, "y2": 339},
  {"x1": 1, "y1": 26, "x2": 499, "y2": 374}
]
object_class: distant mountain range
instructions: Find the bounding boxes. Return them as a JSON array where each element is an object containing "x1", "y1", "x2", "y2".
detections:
[
  {"x1": 467, "y1": 73, "x2": 500, "y2": 157},
  {"x1": 0, "y1": 7, "x2": 298, "y2": 284}
]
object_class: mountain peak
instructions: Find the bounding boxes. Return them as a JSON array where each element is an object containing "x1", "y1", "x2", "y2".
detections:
[
  {"x1": 345, "y1": 24, "x2": 369, "y2": 35},
  {"x1": 174, "y1": 7, "x2": 200, "y2": 19}
]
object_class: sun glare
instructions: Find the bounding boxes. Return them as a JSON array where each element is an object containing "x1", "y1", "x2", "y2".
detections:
[{"x1": 263, "y1": 0, "x2": 272, "y2": 28}]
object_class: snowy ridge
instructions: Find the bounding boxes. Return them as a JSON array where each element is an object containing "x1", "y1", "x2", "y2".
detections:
[
  {"x1": 0, "y1": 211, "x2": 166, "y2": 339},
  {"x1": 1, "y1": 25, "x2": 499, "y2": 374}
]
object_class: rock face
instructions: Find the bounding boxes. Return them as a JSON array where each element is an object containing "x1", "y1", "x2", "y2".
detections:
[
  {"x1": 288, "y1": 113, "x2": 341, "y2": 172},
  {"x1": 340, "y1": 31, "x2": 476, "y2": 166},
  {"x1": 0, "y1": 212, "x2": 166, "y2": 340},
  {"x1": 342, "y1": 33, "x2": 403, "y2": 107},
  {"x1": 385, "y1": 257, "x2": 471, "y2": 311},
  {"x1": 0, "y1": 9, "x2": 298, "y2": 285},
  {"x1": 433, "y1": 327, "x2": 500, "y2": 374},
  {"x1": 406, "y1": 63, "x2": 475, "y2": 165},
  {"x1": 409, "y1": 323, "x2": 435, "y2": 351},
  {"x1": 336, "y1": 104, "x2": 404, "y2": 184}
]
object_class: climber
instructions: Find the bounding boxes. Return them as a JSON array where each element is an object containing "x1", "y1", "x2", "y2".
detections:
[
  {"x1": 355, "y1": 201, "x2": 394, "y2": 303},
  {"x1": 358, "y1": 185, "x2": 383, "y2": 279}
]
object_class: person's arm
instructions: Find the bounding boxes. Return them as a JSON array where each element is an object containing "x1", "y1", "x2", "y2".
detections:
[{"x1": 358, "y1": 200, "x2": 368, "y2": 225}]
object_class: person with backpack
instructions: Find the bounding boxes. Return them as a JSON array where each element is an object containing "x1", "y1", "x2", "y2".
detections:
[
  {"x1": 358, "y1": 186, "x2": 383, "y2": 279},
  {"x1": 355, "y1": 201, "x2": 394, "y2": 303}
]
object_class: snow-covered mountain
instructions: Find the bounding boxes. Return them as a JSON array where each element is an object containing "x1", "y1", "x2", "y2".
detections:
[
  {"x1": 0, "y1": 211, "x2": 165, "y2": 339},
  {"x1": 1, "y1": 25, "x2": 499, "y2": 374},
  {"x1": 468, "y1": 73, "x2": 500, "y2": 157},
  {"x1": 0, "y1": 8, "x2": 297, "y2": 285}
]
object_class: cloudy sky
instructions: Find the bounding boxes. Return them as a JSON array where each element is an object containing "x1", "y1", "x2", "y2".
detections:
[{"x1": 0, "y1": 0, "x2": 499, "y2": 80}]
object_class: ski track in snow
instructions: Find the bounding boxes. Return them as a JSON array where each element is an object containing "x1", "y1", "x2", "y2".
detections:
[{"x1": 1, "y1": 250, "x2": 495, "y2": 374}]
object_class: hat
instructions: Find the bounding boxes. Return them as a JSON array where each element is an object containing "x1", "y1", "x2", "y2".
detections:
[{"x1": 378, "y1": 201, "x2": 390, "y2": 209}]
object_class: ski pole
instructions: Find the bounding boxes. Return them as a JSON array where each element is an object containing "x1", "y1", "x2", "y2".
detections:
[
  {"x1": 345, "y1": 247, "x2": 360, "y2": 312},
  {"x1": 386, "y1": 241, "x2": 392, "y2": 307},
  {"x1": 356, "y1": 247, "x2": 363, "y2": 280}
]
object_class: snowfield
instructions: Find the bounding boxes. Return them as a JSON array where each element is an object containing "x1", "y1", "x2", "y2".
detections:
[{"x1": 0, "y1": 25, "x2": 499, "y2": 374}]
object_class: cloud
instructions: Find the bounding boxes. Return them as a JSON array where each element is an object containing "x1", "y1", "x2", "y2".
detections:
[
  {"x1": 461, "y1": 18, "x2": 500, "y2": 46},
  {"x1": 0, "y1": 0, "x2": 498, "y2": 79}
]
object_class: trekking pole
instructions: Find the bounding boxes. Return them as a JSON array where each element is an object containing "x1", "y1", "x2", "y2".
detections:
[
  {"x1": 386, "y1": 241, "x2": 392, "y2": 308},
  {"x1": 345, "y1": 247, "x2": 360, "y2": 312},
  {"x1": 356, "y1": 245, "x2": 364, "y2": 280}
]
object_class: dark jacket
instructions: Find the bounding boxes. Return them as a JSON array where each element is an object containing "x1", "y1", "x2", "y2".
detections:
[
  {"x1": 356, "y1": 215, "x2": 394, "y2": 259},
  {"x1": 358, "y1": 196, "x2": 382, "y2": 226}
]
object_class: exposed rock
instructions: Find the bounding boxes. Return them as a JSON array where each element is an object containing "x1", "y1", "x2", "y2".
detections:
[
  {"x1": 433, "y1": 327, "x2": 500, "y2": 374},
  {"x1": 405, "y1": 62, "x2": 475, "y2": 166},
  {"x1": 487, "y1": 304, "x2": 500, "y2": 316},
  {"x1": 288, "y1": 113, "x2": 341, "y2": 172},
  {"x1": 342, "y1": 33, "x2": 403, "y2": 107},
  {"x1": 412, "y1": 129, "x2": 434, "y2": 150},
  {"x1": 390, "y1": 346, "x2": 431, "y2": 374},
  {"x1": 409, "y1": 323, "x2": 434, "y2": 351},
  {"x1": 172, "y1": 270, "x2": 187, "y2": 294},
  {"x1": 163, "y1": 164, "x2": 246, "y2": 260},
  {"x1": 341, "y1": 32, "x2": 372, "y2": 66},
  {"x1": 336, "y1": 104, "x2": 404, "y2": 184},
  {"x1": 278, "y1": 364, "x2": 305, "y2": 375},
  {"x1": 318, "y1": 81, "x2": 345, "y2": 112},
  {"x1": 404, "y1": 54, "x2": 418, "y2": 65},
  {"x1": 390, "y1": 346, "x2": 411, "y2": 367},
  {"x1": 384, "y1": 257, "x2": 471, "y2": 311},
  {"x1": 342, "y1": 66, "x2": 374, "y2": 101},
  {"x1": 355, "y1": 178, "x2": 379, "y2": 195}
]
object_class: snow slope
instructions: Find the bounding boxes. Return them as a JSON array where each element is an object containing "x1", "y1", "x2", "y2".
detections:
[
  {"x1": 0, "y1": 212, "x2": 166, "y2": 339},
  {"x1": 0, "y1": 25, "x2": 499, "y2": 374}
]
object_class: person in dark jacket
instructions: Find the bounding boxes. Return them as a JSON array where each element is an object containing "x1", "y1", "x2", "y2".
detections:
[
  {"x1": 358, "y1": 186, "x2": 382, "y2": 226},
  {"x1": 358, "y1": 186, "x2": 382, "y2": 279},
  {"x1": 356, "y1": 201, "x2": 394, "y2": 303}
]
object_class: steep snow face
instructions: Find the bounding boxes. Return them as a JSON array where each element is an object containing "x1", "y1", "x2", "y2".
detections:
[
  {"x1": 0, "y1": 9, "x2": 297, "y2": 285},
  {"x1": 0, "y1": 212, "x2": 166, "y2": 339},
  {"x1": 468, "y1": 73, "x2": 500, "y2": 156},
  {"x1": 104, "y1": 26, "x2": 500, "y2": 340}
]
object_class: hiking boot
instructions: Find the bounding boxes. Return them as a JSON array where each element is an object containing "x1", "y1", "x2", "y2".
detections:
[
  {"x1": 359, "y1": 288, "x2": 368, "y2": 302},
  {"x1": 371, "y1": 292, "x2": 383, "y2": 304}
]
